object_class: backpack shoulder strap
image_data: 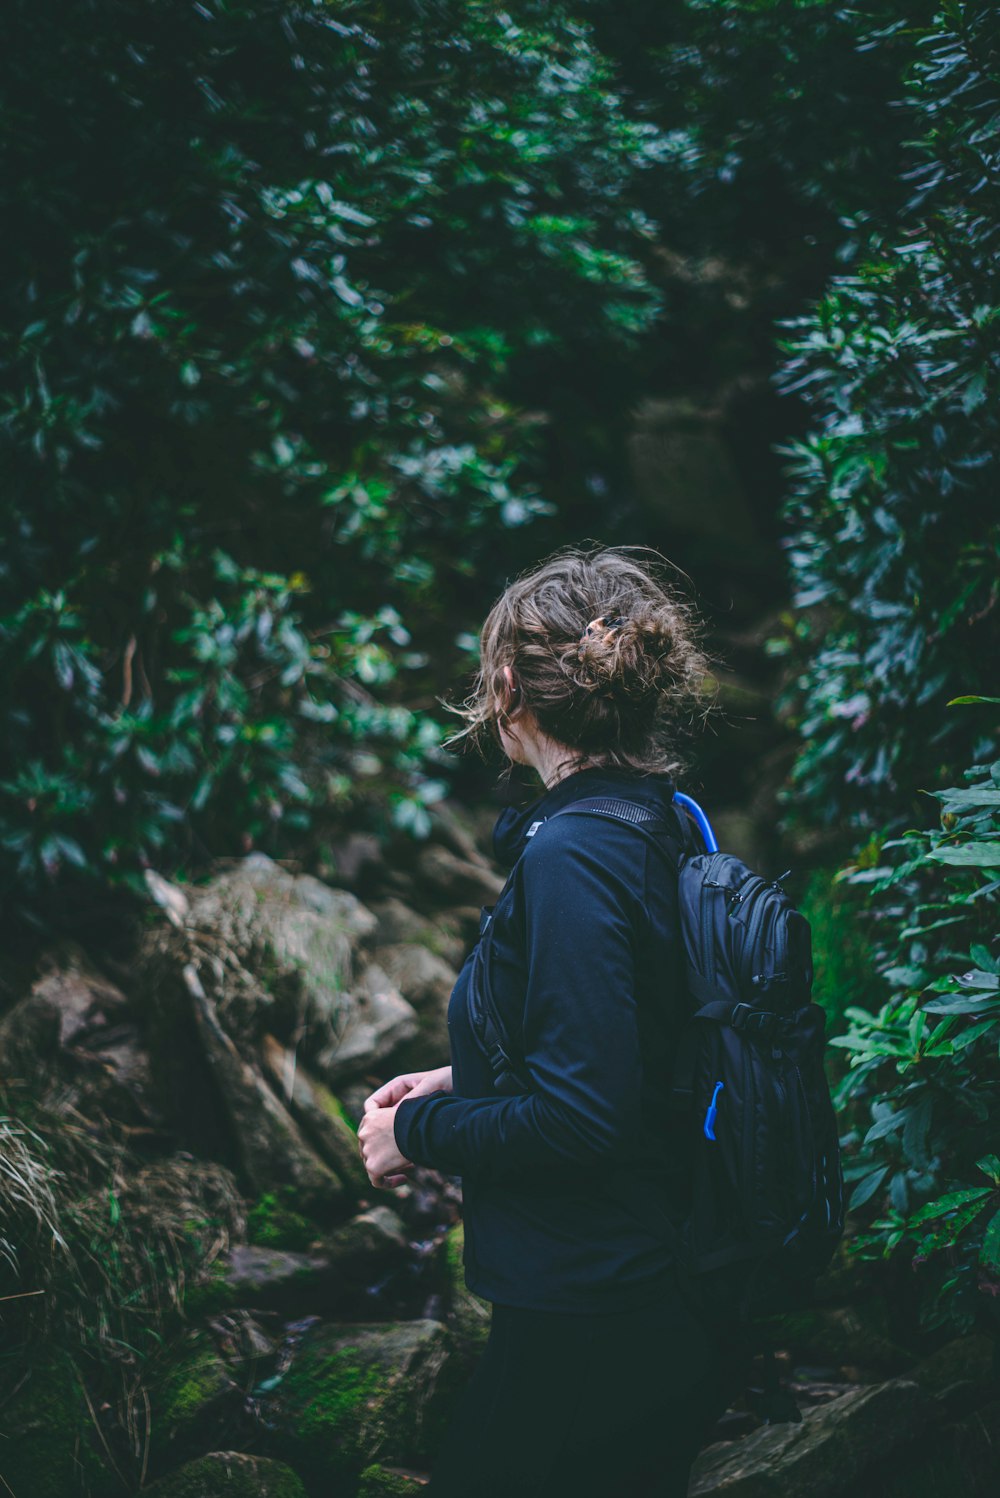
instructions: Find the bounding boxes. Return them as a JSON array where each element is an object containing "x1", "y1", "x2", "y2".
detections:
[{"x1": 540, "y1": 795, "x2": 690, "y2": 867}]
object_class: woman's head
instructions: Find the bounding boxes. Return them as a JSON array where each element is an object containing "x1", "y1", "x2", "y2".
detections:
[{"x1": 444, "y1": 544, "x2": 717, "y2": 780}]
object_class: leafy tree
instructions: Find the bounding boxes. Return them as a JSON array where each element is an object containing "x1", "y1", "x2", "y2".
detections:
[
  {"x1": 773, "y1": 0, "x2": 999, "y2": 837},
  {"x1": 0, "y1": 0, "x2": 666, "y2": 924}
]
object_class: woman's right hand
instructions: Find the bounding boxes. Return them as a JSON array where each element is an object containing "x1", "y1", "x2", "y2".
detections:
[{"x1": 363, "y1": 1065, "x2": 453, "y2": 1114}]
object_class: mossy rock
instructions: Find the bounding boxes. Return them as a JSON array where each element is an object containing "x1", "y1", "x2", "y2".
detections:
[
  {"x1": 357, "y1": 1462, "x2": 425, "y2": 1497},
  {"x1": 154, "y1": 1333, "x2": 242, "y2": 1464},
  {"x1": 248, "y1": 1190, "x2": 320, "y2": 1252},
  {"x1": 764, "y1": 1301, "x2": 915, "y2": 1375},
  {"x1": 145, "y1": 1450, "x2": 307, "y2": 1497},
  {"x1": 261, "y1": 1319, "x2": 456, "y2": 1488},
  {"x1": 441, "y1": 1222, "x2": 490, "y2": 1361},
  {"x1": 186, "y1": 1244, "x2": 337, "y2": 1318},
  {"x1": 0, "y1": 1353, "x2": 111, "y2": 1498}
]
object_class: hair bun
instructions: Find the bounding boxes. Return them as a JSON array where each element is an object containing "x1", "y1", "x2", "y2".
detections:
[{"x1": 574, "y1": 605, "x2": 677, "y2": 705}]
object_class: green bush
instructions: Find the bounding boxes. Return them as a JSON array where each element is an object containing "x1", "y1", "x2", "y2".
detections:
[
  {"x1": 0, "y1": 0, "x2": 667, "y2": 923},
  {"x1": 832, "y1": 700, "x2": 1000, "y2": 1332},
  {"x1": 773, "y1": 0, "x2": 1000, "y2": 837}
]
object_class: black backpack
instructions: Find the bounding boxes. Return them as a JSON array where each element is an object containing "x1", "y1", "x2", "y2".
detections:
[{"x1": 469, "y1": 792, "x2": 845, "y2": 1327}]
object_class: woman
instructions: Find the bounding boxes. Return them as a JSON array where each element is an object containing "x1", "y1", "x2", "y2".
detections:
[{"x1": 357, "y1": 545, "x2": 730, "y2": 1497}]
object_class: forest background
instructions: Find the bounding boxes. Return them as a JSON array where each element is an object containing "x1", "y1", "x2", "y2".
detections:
[{"x1": 1, "y1": 3, "x2": 998, "y2": 1496}]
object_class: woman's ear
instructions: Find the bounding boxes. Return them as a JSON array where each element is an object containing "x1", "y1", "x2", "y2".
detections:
[{"x1": 502, "y1": 664, "x2": 520, "y2": 708}]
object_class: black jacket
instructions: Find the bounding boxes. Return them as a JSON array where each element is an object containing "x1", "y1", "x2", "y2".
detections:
[{"x1": 393, "y1": 764, "x2": 692, "y2": 1313}]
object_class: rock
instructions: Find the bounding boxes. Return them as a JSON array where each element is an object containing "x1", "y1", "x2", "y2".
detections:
[
  {"x1": 440, "y1": 1222, "x2": 490, "y2": 1361},
  {"x1": 427, "y1": 800, "x2": 497, "y2": 869},
  {"x1": 357, "y1": 1463, "x2": 428, "y2": 1496},
  {"x1": 142, "y1": 855, "x2": 415, "y2": 1085},
  {"x1": 154, "y1": 1333, "x2": 243, "y2": 1462},
  {"x1": 326, "y1": 1205, "x2": 409, "y2": 1268},
  {"x1": 763, "y1": 1301, "x2": 915, "y2": 1376},
  {"x1": 312, "y1": 960, "x2": 419, "y2": 1085},
  {"x1": 247, "y1": 1188, "x2": 321, "y2": 1252},
  {"x1": 262, "y1": 1319, "x2": 456, "y2": 1485},
  {"x1": 689, "y1": 1378, "x2": 931, "y2": 1497},
  {"x1": 911, "y1": 1333, "x2": 996, "y2": 1397},
  {"x1": 412, "y1": 844, "x2": 504, "y2": 908},
  {"x1": 375, "y1": 944, "x2": 457, "y2": 1071},
  {"x1": 260, "y1": 1035, "x2": 375, "y2": 1197},
  {"x1": 184, "y1": 966, "x2": 345, "y2": 1214},
  {"x1": 191, "y1": 1245, "x2": 338, "y2": 1316},
  {"x1": 368, "y1": 897, "x2": 467, "y2": 969},
  {"x1": 190, "y1": 1208, "x2": 408, "y2": 1318},
  {"x1": 628, "y1": 396, "x2": 759, "y2": 547},
  {"x1": 0, "y1": 946, "x2": 157, "y2": 1122},
  {"x1": 323, "y1": 832, "x2": 385, "y2": 892},
  {"x1": 375, "y1": 944, "x2": 457, "y2": 1015},
  {"x1": 144, "y1": 1451, "x2": 306, "y2": 1498},
  {"x1": 0, "y1": 1353, "x2": 108, "y2": 1498}
]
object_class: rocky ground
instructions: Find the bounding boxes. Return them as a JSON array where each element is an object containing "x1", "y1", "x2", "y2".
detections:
[{"x1": 1, "y1": 810, "x2": 998, "y2": 1498}]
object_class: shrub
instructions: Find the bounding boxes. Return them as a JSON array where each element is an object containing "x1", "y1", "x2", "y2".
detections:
[{"x1": 832, "y1": 700, "x2": 1000, "y2": 1332}]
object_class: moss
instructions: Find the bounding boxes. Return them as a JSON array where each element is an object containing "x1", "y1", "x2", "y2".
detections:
[
  {"x1": 357, "y1": 1463, "x2": 424, "y2": 1497},
  {"x1": 319, "y1": 1085, "x2": 360, "y2": 1137},
  {"x1": 280, "y1": 1346, "x2": 381, "y2": 1477},
  {"x1": 183, "y1": 1257, "x2": 231, "y2": 1317},
  {"x1": 247, "y1": 1190, "x2": 318, "y2": 1252},
  {"x1": 157, "y1": 1335, "x2": 236, "y2": 1448},
  {"x1": 145, "y1": 1451, "x2": 307, "y2": 1498},
  {"x1": 263, "y1": 1321, "x2": 455, "y2": 1487},
  {"x1": 0, "y1": 1353, "x2": 110, "y2": 1498}
]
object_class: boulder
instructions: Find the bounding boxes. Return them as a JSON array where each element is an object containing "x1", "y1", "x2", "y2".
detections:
[
  {"x1": 911, "y1": 1333, "x2": 996, "y2": 1397},
  {"x1": 142, "y1": 855, "x2": 416, "y2": 1090},
  {"x1": 190, "y1": 1208, "x2": 408, "y2": 1318},
  {"x1": 376, "y1": 944, "x2": 457, "y2": 1071},
  {"x1": 261, "y1": 1319, "x2": 456, "y2": 1485},
  {"x1": 440, "y1": 1222, "x2": 491, "y2": 1361},
  {"x1": 0, "y1": 1353, "x2": 109, "y2": 1498},
  {"x1": 368, "y1": 897, "x2": 467, "y2": 969},
  {"x1": 412, "y1": 844, "x2": 504, "y2": 908},
  {"x1": 189, "y1": 1245, "x2": 338, "y2": 1316},
  {"x1": 689, "y1": 1378, "x2": 931, "y2": 1497},
  {"x1": 312, "y1": 960, "x2": 419, "y2": 1085},
  {"x1": 326, "y1": 1204, "x2": 409, "y2": 1271},
  {"x1": 628, "y1": 396, "x2": 759, "y2": 547},
  {"x1": 184, "y1": 966, "x2": 344, "y2": 1214},
  {"x1": 154, "y1": 1333, "x2": 243, "y2": 1464},
  {"x1": 763, "y1": 1301, "x2": 915, "y2": 1377},
  {"x1": 0, "y1": 946, "x2": 157, "y2": 1123},
  {"x1": 358, "y1": 1463, "x2": 428, "y2": 1496},
  {"x1": 144, "y1": 1451, "x2": 306, "y2": 1498},
  {"x1": 261, "y1": 1036, "x2": 372, "y2": 1198}
]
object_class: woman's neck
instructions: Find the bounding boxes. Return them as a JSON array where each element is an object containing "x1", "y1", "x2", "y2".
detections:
[{"x1": 536, "y1": 743, "x2": 609, "y2": 791}]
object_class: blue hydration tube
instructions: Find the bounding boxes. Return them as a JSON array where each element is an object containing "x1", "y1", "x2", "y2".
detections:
[{"x1": 673, "y1": 790, "x2": 718, "y2": 853}]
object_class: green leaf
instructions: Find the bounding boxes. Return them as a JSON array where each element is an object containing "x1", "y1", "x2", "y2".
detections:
[
  {"x1": 926, "y1": 845, "x2": 1000, "y2": 868},
  {"x1": 980, "y1": 1210, "x2": 1000, "y2": 1272},
  {"x1": 849, "y1": 1166, "x2": 890, "y2": 1211},
  {"x1": 906, "y1": 1188, "x2": 992, "y2": 1229}
]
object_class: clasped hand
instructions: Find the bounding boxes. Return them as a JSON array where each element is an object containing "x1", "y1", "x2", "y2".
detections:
[{"x1": 357, "y1": 1065, "x2": 453, "y2": 1188}]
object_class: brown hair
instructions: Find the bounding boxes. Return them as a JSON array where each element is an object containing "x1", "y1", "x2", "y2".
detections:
[{"x1": 442, "y1": 544, "x2": 718, "y2": 779}]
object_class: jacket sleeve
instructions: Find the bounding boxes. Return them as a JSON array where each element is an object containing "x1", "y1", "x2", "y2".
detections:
[{"x1": 393, "y1": 819, "x2": 645, "y2": 1182}]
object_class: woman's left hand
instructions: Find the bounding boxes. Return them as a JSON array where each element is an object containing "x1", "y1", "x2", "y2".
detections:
[{"x1": 357, "y1": 1103, "x2": 414, "y2": 1188}]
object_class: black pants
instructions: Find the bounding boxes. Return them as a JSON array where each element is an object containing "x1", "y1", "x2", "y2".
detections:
[{"x1": 426, "y1": 1272, "x2": 731, "y2": 1498}]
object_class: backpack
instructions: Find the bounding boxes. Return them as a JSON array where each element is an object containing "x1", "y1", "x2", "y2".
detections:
[{"x1": 468, "y1": 791, "x2": 845, "y2": 1330}]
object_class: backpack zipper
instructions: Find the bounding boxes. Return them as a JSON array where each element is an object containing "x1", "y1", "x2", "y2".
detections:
[
  {"x1": 736, "y1": 876, "x2": 771, "y2": 989},
  {"x1": 699, "y1": 853, "x2": 728, "y2": 979}
]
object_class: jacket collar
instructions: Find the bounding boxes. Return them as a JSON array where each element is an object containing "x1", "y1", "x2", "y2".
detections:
[{"x1": 491, "y1": 765, "x2": 677, "y2": 867}]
